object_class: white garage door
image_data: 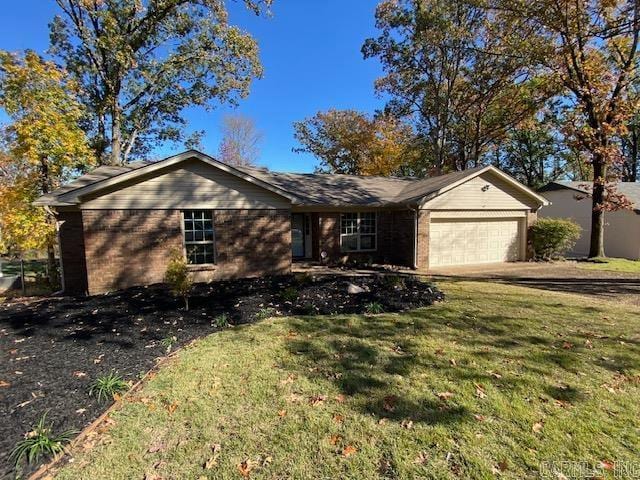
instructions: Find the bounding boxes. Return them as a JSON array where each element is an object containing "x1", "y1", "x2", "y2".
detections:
[{"x1": 429, "y1": 218, "x2": 522, "y2": 267}]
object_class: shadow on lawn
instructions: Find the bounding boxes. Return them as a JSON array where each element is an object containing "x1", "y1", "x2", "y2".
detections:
[{"x1": 281, "y1": 290, "x2": 636, "y2": 427}]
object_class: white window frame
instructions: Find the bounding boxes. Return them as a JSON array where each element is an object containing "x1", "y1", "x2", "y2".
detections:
[
  {"x1": 181, "y1": 210, "x2": 216, "y2": 265},
  {"x1": 340, "y1": 212, "x2": 377, "y2": 252}
]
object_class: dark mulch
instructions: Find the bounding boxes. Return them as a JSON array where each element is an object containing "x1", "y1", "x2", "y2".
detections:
[{"x1": 0, "y1": 273, "x2": 442, "y2": 478}]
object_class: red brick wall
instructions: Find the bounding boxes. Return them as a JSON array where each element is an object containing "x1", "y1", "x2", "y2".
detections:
[
  {"x1": 315, "y1": 210, "x2": 416, "y2": 268},
  {"x1": 57, "y1": 211, "x2": 88, "y2": 295},
  {"x1": 62, "y1": 209, "x2": 292, "y2": 295},
  {"x1": 82, "y1": 210, "x2": 183, "y2": 294}
]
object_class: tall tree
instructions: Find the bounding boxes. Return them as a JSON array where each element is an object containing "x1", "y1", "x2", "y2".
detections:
[
  {"x1": 493, "y1": 119, "x2": 566, "y2": 188},
  {"x1": 49, "y1": 0, "x2": 268, "y2": 165},
  {"x1": 293, "y1": 109, "x2": 422, "y2": 176},
  {"x1": 0, "y1": 50, "x2": 93, "y2": 280},
  {"x1": 498, "y1": 0, "x2": 640, "y2": 257},
  {"x1": 362, "y1": 0, "x2": 552, "y2": 173},
  {"x1": 218, "y1": 114, "x2": 262, "y2": 166}
]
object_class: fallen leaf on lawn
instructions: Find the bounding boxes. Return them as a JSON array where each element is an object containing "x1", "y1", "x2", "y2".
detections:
[
  {"x1": 434, "y1": 348, "x2": 444, "y2": 356},
  {"x1": 287, "y1": 393, "x2": 303, "y2": 403},
  {"x1": 204, "y1": 456, "x2": 218, "y2": 469},
  {"x1": 449, "y1": 358, "x2": 457, "y2": 367},
  {"x1": 148, "y1": 441, "x2": 166, "y2": 453},
  {"x1": 383, "y1": 395, "x2": 397, "y2": 412},
  {"x1": 280, "y1": 374, "x2": 295, "y2": 385},
  {"x1": 260, "y1": 455, "x2": 273, "y2": 466},
  {"x1": 599, "y1": 460, "x2": 614, "y2": 470},
  {"x1": 436, "y1": 391, "x2": 454, "y2": 401},
  {"x1": 473, "y1": 414, "x2": 486, "y2": 422},
  {"x1": 329, "y1": 434, "x2": 342, "y2": 445},
  {"x1": 237, "y1": 459, "x2": 254, "y2": 478},
  {"x1": 166, "y1": 402, "x2": 179, "y2": 414},
  {"x1": 73, "y1": 371, "x2": 87, "y2": 378},
  {"x1": 585, "y1": 339, "x2": 594, "y2": 349},
  {"x1": 401, "y1": 419, "x2": 414, "y2": 429},
  {"x1": 335, "y1": 394, "x2": 346, "y2": 403},
  {"x1": 378, "y1": 418, "x2": 387, "y2": 425},
  {"x1": 532, "y1": 421, "x2": 544, "y2": 433},
  {"x1": 333, "y1": 414, "x2": 344, "y2": 424},
  {"x1": 277, "y1": 409, "x2": 287, "y2": 417},
  {"x1": 413, "y1": 451, "x2": 429, "y2": 465},
  {"x1": 342, "y1": 445, "x2": 357, "y2": 457},
  {"x1": 475, "y1": 384, "x2": 487, "y2": 399},
  {"x1": 309, "y1": 395, "x2": 327, "y2": 406},
  {"x1": 0, "y1": 381, "x2": 10, "y2": 388},
  {"x1": 489, "y1": 371, "x2": 502, "y2": 379},
  {"x1": 497, "y1": 460, "x2": 508, "y2": 472},
  {"x1": 562, "y1": 342, "x2": 574, "y2": 349}
]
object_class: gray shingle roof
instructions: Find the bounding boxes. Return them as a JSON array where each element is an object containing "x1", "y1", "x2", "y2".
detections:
[
  {"x1": 541, "y1": 181, "x2": 640, "y2": 212},
  {"x1": 35, "y1": 151, "x2": 540, "y2": 208}
]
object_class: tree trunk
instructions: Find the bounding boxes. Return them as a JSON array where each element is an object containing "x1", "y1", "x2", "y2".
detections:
[
  {"x1": 588, "y1": 160, "x2": 606, "y2": 258},
  {"x1": 110, "y1": 101, "x2": 122, "y2": 165},
  {"x1": 630, "y1": 125, "x2": 638, "y2": 182},
  {"x1": 39, "y1": 158, "x2": 59, "y2": 285}
]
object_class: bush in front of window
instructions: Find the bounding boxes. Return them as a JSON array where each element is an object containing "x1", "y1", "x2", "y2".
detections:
[
  {"x1": 530, "y1": 218, "x2": 581, "y2": 260},
  {"x1": 165, "y1": 249, "x2": 194, "y2": 311}
]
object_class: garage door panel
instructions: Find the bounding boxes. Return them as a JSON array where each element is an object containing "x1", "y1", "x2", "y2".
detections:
[{"x1": 429, "y1": 218, "x2": 521, "y2": 267}]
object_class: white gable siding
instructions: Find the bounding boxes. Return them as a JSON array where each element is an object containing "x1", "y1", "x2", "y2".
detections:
[
  {"x1": 540, "y1": 189, "x2": 640, "y2": 259},
  {"x1": 80, "y1": 159, "x2": 291, "y2": 210},
  {"x1": 421, "y1": 172, "x2": 538, "y2": 210}
]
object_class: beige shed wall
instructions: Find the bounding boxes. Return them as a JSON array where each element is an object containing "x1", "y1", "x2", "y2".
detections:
[{"x1": 540, "y1": 189, "x2": 640, "y2": 259}]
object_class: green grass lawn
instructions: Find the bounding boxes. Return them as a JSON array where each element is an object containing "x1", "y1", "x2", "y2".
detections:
[
  {"x1": 55, "y1": 281, "x2": 640, "y2": 480},
  {"x1": 578, "y1": 257, "x2": 640, "y2": 274}
]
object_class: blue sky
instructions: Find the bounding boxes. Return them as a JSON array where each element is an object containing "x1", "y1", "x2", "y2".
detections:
[{"x1": 0, "y1": 0, "x2": 385, "y2": 172}]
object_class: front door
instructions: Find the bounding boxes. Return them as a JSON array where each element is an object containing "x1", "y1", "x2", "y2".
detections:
[{"x1": 292, "y1": 213, "x2": 305, "y2": 258}]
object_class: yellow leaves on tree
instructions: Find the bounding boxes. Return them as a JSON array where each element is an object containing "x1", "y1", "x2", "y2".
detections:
[
  {"x1": 293, "y1": 109, "x2": 421, "y2": 176},
  {"x1": 0, "y1": 50, "x2": 94, "y2": 255}
]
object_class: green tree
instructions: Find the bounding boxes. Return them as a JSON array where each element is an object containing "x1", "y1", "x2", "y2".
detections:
[
  {"x1": 496, "y1": 0, "x2": 640, "y2": 258},
  {"x1": 49, "y1": 0, "x2": 269, "y2": 164},
  {"x1": 362, "y1": 0, "x2": 552, "y2": 173},
  {"x1": 294, "y1": 109, "x2": 422, "y2": 176},
  {"x1": 0, "y1": 50, "x2": 93, "y2": 280}
]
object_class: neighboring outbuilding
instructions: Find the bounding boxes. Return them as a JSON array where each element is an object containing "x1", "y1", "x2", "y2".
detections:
[
  {"x1": 539, "y1": 181, "x2": 640, "y2": 260},
  {"x1": 35, "y1": 150, "x2": 548, "y2": 295}
]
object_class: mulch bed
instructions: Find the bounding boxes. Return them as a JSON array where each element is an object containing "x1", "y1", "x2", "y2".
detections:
[{"x1": 0, "y1": 273, "x2": 443, "y2": 478}]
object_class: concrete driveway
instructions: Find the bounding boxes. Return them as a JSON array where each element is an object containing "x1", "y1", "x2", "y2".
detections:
[{"x1": 429, "y1": 261, "x2": 640, "y2": 306}]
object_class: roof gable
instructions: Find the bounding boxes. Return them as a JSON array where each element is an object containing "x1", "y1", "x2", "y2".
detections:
[{"x1": 40, "y1": 150, "x2": 297, "y2": 206}]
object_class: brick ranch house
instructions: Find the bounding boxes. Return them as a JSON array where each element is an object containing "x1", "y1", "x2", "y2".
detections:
[{"x1": 35, "y1": 150, "x2": 549, "y2": 295}]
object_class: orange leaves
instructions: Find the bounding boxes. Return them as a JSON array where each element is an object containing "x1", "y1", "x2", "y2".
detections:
[
  {"x1": 341, "y1": 445, "x2": 357, "y2": 457},
  {"x1": 277, "y1": 409, "x2": 287, "y2": 418},
  {"x1": 332, "y1": 414, "x2": 344, "y2": 424},
  {"x1": 166, "y1": 401, "x2": 179, "y2": 415},
  {"x1": 329, "y1": 434, "x2": 342, "y2": 446},
  {"x1": 436, "y1": 391, "x2": 454, "y2": 401},
  {"x1": 237, "y1": 459, "x2": 254, "y2": 478}
]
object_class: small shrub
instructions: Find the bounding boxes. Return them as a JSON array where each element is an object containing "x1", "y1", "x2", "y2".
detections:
[
  {"x1": 165, "y1": 249, "x2": 193, "y2": 311},
  {"x1": 255, "y1": 307, "x2": 276, "y2": 320},
  {"x1": 530, "y1": 218, "x2": 582, "y2": 260},
  {"x1": 89, "y1": 371, "x2": 129, "y2": 402},
  {"x1": 212, "y1": 313, "x2": 230, "y2": 328},
  {"x1": 280, "y1": 286, "x2": 299, "y2": 302},
  {"x1": 365, "y1": 302, "x2": 384, "y2": 314},
  {"x1": 161, "y1": 335, "x2": 177, "y2": 353},
  {"x1": 10, "y1": 413, "x2": 74, "y2": 466},
  {"x1": 382, "y1": 275, "x2": 406, "y2": 290}
]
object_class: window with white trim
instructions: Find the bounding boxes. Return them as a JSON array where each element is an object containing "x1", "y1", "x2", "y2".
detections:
[
  {"x1": 182, "y1": 210, "x2": 215, "y2": 264},
  {"x1": 340, "y1": 212, "x2": 376, "y2": 252}
]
